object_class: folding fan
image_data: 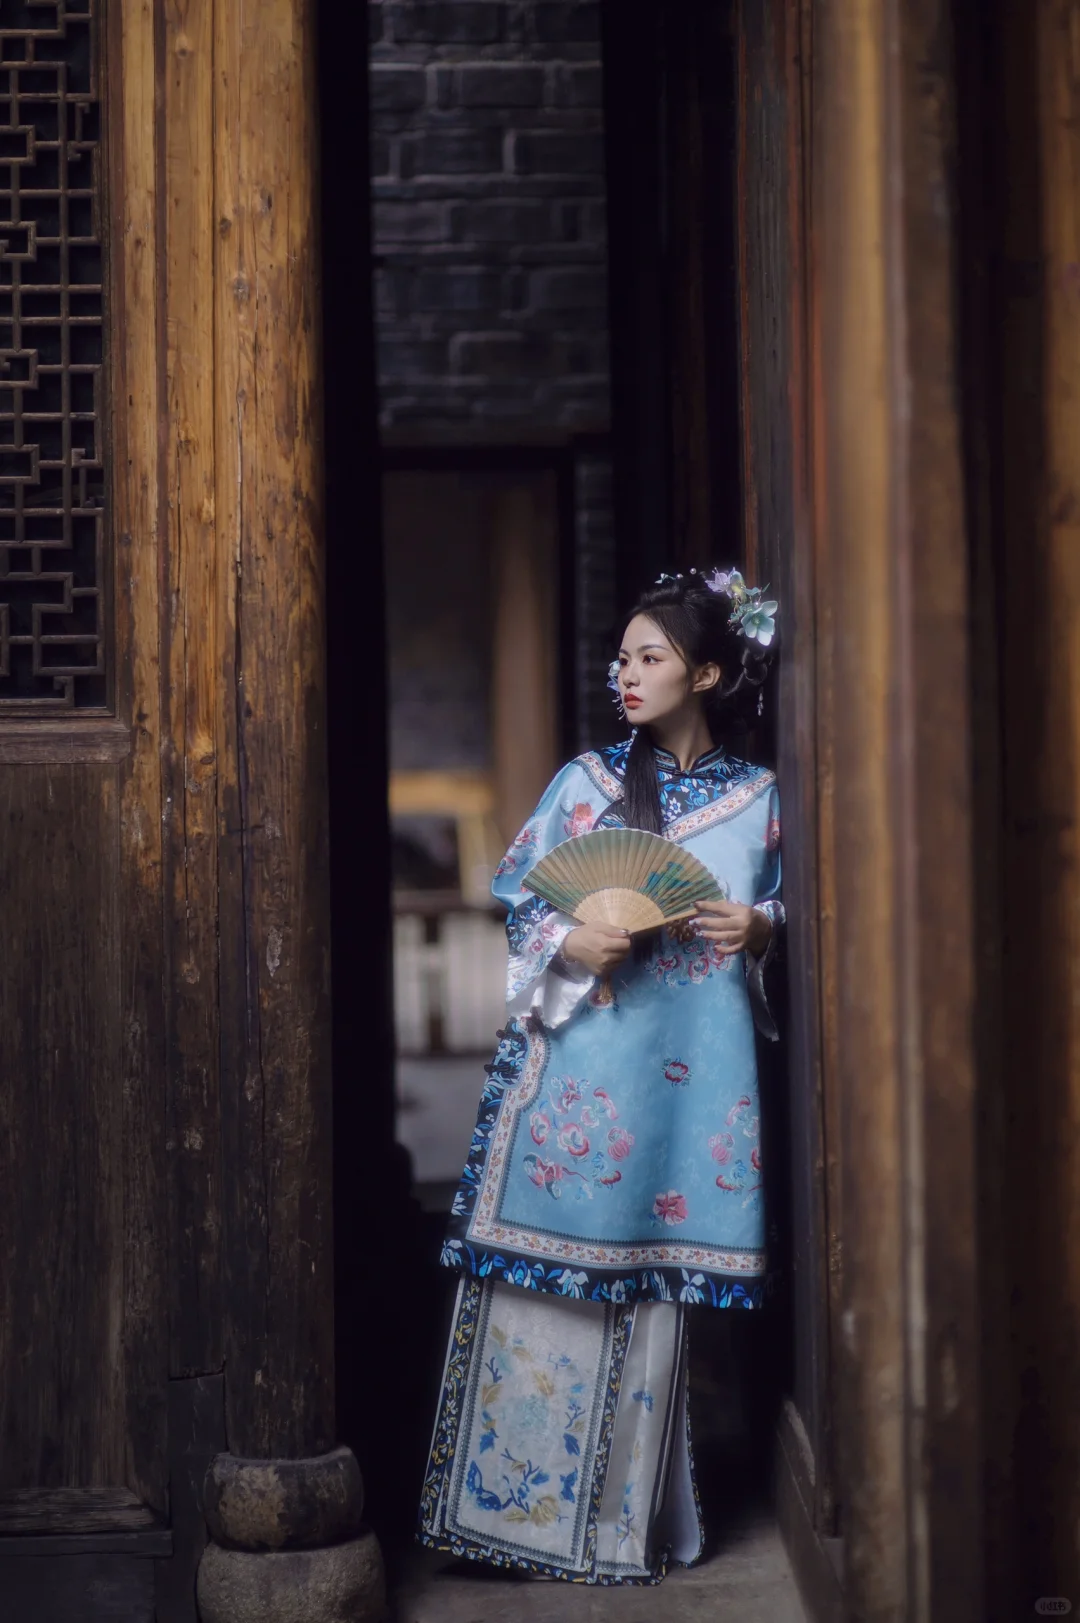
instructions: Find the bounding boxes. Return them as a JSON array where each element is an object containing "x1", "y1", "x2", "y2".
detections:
[{"x1": 522, "y1": 828, "x2": 722, "y2": 934}]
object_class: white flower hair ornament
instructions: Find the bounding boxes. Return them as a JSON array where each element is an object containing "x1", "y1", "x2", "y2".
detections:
[{"x1": 703, "y1": 567, "x2": 779, "y2": 647}]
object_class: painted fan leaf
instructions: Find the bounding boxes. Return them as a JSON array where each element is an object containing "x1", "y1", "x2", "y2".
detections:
[{"x1": 523, "y1": 828, "x2": 722, "y2": 934}]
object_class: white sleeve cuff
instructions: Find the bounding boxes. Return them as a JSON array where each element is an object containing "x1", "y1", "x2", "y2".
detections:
[{"x1": 505, "y1": 915, "x2": 595, "y2": 1030}]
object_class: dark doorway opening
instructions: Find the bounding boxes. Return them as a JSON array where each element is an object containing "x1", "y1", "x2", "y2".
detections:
[{"x1": 319, "y1": 0, "x2": 794, "y2": 1584}]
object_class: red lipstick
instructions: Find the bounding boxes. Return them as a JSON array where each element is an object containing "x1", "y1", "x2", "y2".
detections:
[{"x1": 624, "y1": 694, "x2": 643, "y2": 709}]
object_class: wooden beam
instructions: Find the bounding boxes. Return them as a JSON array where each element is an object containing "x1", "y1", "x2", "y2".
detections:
[
  {"x1": 817, "y1": 8, "x2": 906, "y2": 1610},
  {"x1": 155, "y1": 0, "x2": 332, "y2": 1463},
  {"x1": 890, "y1": 1, "x2": 982, "y2": 1611},
  {"x1": 112, "y1": 0, "x2": 169, "y2": 1514},
  {"x1": 1023, "y1": 3, "x2": 1080, "y2": 1600},
  {"x1": 815, "y1": 0, "x2": 982, "y2": 1615},
  {"x1": 735, "y1": 0, "x2": 841, "y2": 1544},
  {"x1": 161, "y1": 0, "x2": 225, "y2": 1381},
  {"x1": 987, "y1": 1, "x2": 1080, "y2": 1608},
  {"x1": 211, "y1": 0, "x2": 333, "y2": 1460}
]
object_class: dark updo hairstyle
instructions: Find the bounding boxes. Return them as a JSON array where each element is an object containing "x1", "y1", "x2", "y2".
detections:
[{"x1": 618, "y1": 571, "x2": 774, "y2": 834}]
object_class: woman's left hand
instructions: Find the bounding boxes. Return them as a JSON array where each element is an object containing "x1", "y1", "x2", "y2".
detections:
[{"x1": 691, "y1": 899, "x2": 772, "y2": 958}]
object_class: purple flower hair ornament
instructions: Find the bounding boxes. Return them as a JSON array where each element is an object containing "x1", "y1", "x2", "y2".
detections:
[{"x1": 703, "y1": 567, "x2": 778, "y2": 648}]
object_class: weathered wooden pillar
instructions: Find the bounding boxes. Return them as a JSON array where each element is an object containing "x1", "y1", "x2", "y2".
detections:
[
  {"x1": 157, "y1": 0, "x2": 383, "y2": 1616},
  {"x1": 814, "y1": 0, "x2": 983, "y2": 1618}
]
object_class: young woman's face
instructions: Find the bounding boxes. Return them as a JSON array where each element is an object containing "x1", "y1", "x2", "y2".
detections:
[{"x1": 616, "y1": 614, "x2": 719, "y2": 727}]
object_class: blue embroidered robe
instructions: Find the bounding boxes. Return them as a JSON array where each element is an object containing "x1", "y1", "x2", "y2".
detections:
[{"x1": 441, "y1": 741, "x2": 784, "y2": 1311}]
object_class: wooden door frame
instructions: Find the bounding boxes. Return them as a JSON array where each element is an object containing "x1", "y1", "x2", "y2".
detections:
[
  {"x1": 736, "y1": 1, "x2": 985, "y2": 1618},
  {"x1": 734, "y1": 0, "x2": 842, "y2": 1593},
  {"x1": 808, "y1": 0, "x2": 983, "y2": 1616}
]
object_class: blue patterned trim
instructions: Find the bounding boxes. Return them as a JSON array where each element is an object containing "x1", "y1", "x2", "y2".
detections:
[
  {"x1": 582, "y1": 755, "x2": 775, "y2": 843},
  {"x1": 440, "y1": 1237, "x2": 766, "y2": 1311},
  {"x1": 576, "y1": 742, "x2": 768, "y2": 822},
  {"x1": 581, "y1": 1304, "x2": 633, "y2": 1577},
  {"x1": 576, "y1": 749, "x2": 624, "y2": 803},
  {"x1": 506, "y1": 895, "x2": 557, "y2": 955},
  {"x1": 673, "y1": 1313, "x2": 705, "y2": 1567},
  {"x1": 418, "y1": 1284, "x2": 670, "y2": 1584},
  {"x1": 415, "y1": 1526, "x2": 669, "y2": 1585},
  {"x1": 418, "y1": 1276, "x2": 484, "y2": 1538},
  {"x1": 664, "y1": 770, "x2": 775, "y2": 842},
  {"x1": 447, "y1": 1024, "x2": 529, "y2": 1218}
]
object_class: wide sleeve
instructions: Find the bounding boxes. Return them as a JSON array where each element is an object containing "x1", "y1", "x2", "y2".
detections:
[
  {"x1": 492, "y1": 759, "x2": 610, "y2": 1031},
  {"x1": 746, "y1": 782, "x2": 785, "y2": 1041}
]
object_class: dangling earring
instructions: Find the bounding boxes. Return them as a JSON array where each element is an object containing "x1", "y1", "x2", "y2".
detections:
[
  {"x1": 607, "y1": 660, "x2": 627, "y2": 723},
  {"x1": 757, "y1": 687, "x2": 764, "y2": 718}
]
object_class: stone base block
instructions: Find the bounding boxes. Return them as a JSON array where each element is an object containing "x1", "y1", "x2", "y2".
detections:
[
  {"x1": 196, "y1": 1529, "x2": 386, "y2": 1623},
  {"x1": 205, "y1": 1446, "x2": 363, "y2": 1550}
]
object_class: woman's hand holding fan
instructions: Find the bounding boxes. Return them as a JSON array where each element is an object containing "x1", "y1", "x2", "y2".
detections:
[
  {"x1": 691, "y1": 898, "x2": 772, "y2": 957},
  {"x1": 523, "y1": 828, "x2": 723, "y2": 1002},
  {"x1": 561, "y1": 922, "x2": 632, "y2": 977}
]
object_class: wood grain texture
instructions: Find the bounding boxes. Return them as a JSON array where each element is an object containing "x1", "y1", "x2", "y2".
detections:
[
  {"x1": 1025, "y1": 7, "x2": 1080, "y2": 1601},
  {"x1": 161, "y1": 0, "x2": 225, "y2": 1381},
  {"x1": 0, "y1": 1487, "x2": 160, "y2": 1535},
  {"x1": 0, "y1": 768, "x2": 125, "y2": 1489},
  {"x1": 0, "y1": 0, "x2": 169, "y2": 1520},
  {"x1": 813, "y1": 0, "x2": 983, "y2": 1615},
  {"x1": 774, "y1": 1401, "x2": 844, "y2": 1623},
  {"x1": 804, "y1": 0, "x2": 847, "y2": 1548},
  {"x1": 817, "y1": 10, "x2": 907, "y2": 1606},
  {"x1": 0, "y1": 724, "x2": 132, "y2": 763},
  {"x1": 735, "y1": 0, "x2": 840, "y2": 1546},
  {"x1": 889, "y1": 3, "x2": 982, "y2": 1613},
  {"x1": 111, "y1": 0, "x2": 169, "y2": 1511},
  {"x1": 0, "y1": 0, "x2": 334, "y2": 1548},
  {"x1": 212, "y1": 0, "x2": 333, "y2": 1458}
]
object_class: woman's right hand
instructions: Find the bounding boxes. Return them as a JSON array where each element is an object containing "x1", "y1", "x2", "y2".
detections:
[{"x1": 561, "y1": 923, "x2": 633, "y2": 978}]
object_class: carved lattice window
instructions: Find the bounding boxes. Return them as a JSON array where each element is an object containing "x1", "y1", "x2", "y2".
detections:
[{"x1": 0, "y1": 0, "x2": 106, "y2": 712}]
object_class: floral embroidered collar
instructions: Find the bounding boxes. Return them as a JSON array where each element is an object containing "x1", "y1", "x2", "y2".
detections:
[
  {"x1": 601, "y1": 737, "x2": 740, "y2": 782},
  {"x1": 651, "y1": 743, "x2": 728, "y2": 778},
  {"x1": 585, "y1": 739, "x2": 765, "y2": 831}
]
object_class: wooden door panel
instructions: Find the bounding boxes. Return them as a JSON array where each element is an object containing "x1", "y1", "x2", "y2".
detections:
[
  {"x1": 0, "y1": 763, "x2": 125, "y2": 1489},
  {"x1": 0, "y1": 0, "x2": 168, "y2": 1536},
  {"x1": 0, "y1": 1554, "x2": 155, "y2": 1623},
  {"x1": 1, "y1": 0, "x2": 332, "y2": 1613}
]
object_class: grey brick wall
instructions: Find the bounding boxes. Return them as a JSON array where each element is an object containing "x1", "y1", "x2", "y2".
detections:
[{"x1": 370, "y1": 0, "x2": 611, "y2": 439}]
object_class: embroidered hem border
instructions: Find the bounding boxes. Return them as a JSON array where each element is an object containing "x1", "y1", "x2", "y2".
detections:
[
  {"x1": 418, "y1": 1277, "x2": 670, "y2": 1584},
  {"x1": 445, "y1": 1021, "x2": 768, "y2": 1311},
  {"x1": 439, "y1": 1239, "x2": 767, "y2": 1310}
]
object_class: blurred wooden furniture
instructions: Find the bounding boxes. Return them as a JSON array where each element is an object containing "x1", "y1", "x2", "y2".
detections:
[{"x1": 389, "y1": 769, "x2": 505, "y2": 909}]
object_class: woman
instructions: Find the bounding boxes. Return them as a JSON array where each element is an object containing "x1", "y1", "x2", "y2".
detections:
[{"x1": 419, "y1": 569, "x2": 783, "y2": 1584}]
